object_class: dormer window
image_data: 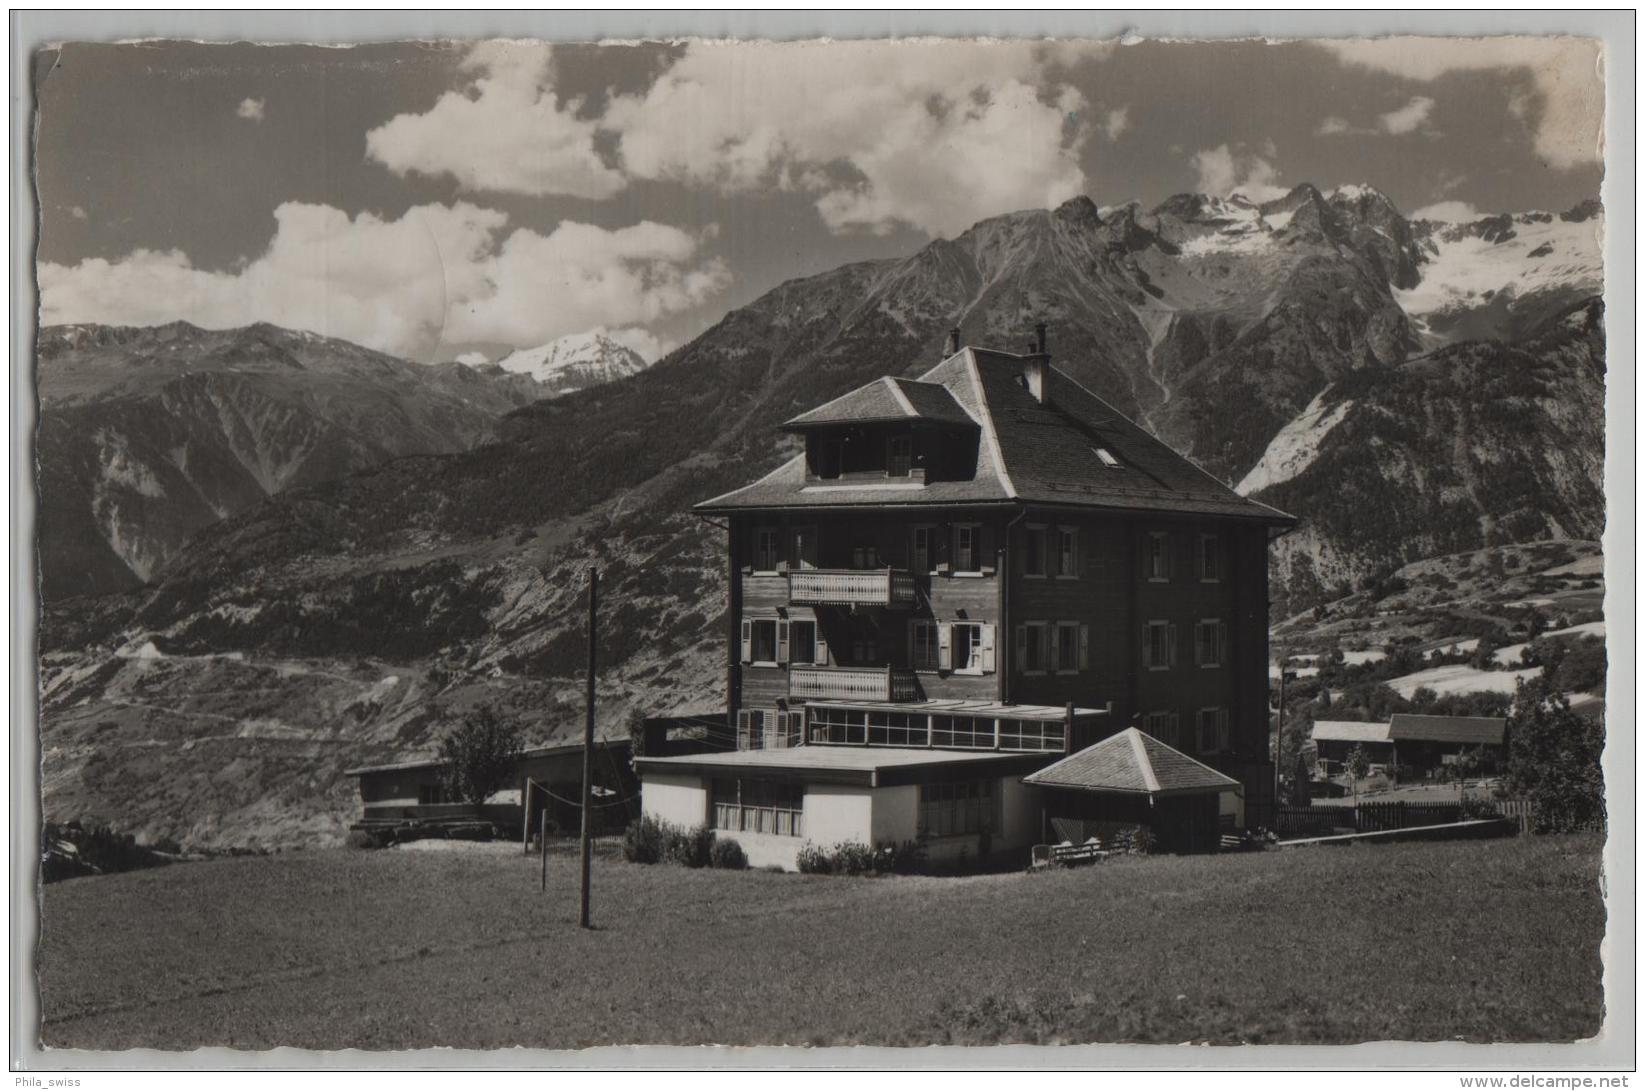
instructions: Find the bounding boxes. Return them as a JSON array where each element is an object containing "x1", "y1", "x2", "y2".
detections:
[
  {"x1": 887, "y1": 434, "x2": 912, "y2": 477},
  {"x1": 1094, "y1": 447, "x2": 1121, "y2": 468}
]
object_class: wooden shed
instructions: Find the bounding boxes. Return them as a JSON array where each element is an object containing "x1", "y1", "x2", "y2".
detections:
[{"x1": 1022, "y1": 728, "x2": 1241, "y2": 854}]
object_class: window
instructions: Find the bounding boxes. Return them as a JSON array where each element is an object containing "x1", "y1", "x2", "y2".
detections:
[
  {"x1": 1143, "y1": 711, "x2": 1180, "y2": 747},
  {"x1": 911, "y1": 621, "x2": 941, "y2": 671},
  {"x1": 417, "y1": 784, "x2": 447, "y2": 805},
  {"x1": 1018, "y1": 621, "x2": 1049, "y2": 674},
  {"x1": 852, "y1": 541, "x2": 880, "y2": 569},
  {"x1": 997, "y1": 718, "x2": 1066, "y2": 752},
  {"x1": 850, "y1": 635, "x2": 879, "y2": 663},
  {"x1": 1143, "y1": 620, "x2": 1178, "y2": 670},
  {"x1": 867, "y1": 709, "x2": 928, "y2": 747},
  {"x1": 1147, "y1": 531, "x2": 1171, "y2": 581},
  {"x1": 1197, "y1": 533, "x2": 1223, "y2": 582},
  {"x1": 816, "y1": 436, "x2": 843, "y2": 479},
  {"x1": 910, "y1": 525, "x2": 935, "y2": 572},
  {"x1": 753, "y1": 527, "x2": 781, "y2": 572},
  {"x1": 1056, "y1": 621, "x2": 1089, "y2": 674},
  {"x1": 1094, "y1": 446, "x2": 1121, "y2": 468},
  {"x1": 950, "y1": 622, "x2": 995, "y2": 674},
  {"x1": 1055, "y1": 526, "x2": 1079, "y2": 579},
  {"x1": 1023, "y1": 525, "x2": 1047, "y2": 577},
  {"x1": 887, "y1": 434, "x2": 912, "y2": 477},
  {"x1": 931, "y1": 714, "x2": 995, "y2": 748},
  {"x1": 809, "y1": 706, "x2": 867, "y2": 745},
  {"x1": 742, "y1": 618, "x2": 780, "y2": 665},
  {"x1": 711, "y1": 778, "x2": 804, "y2": 837},
  {"x1": 919, "y1": 780, "x2": 996, "y2": 838},
  {"x1": 736, "y1": 709, "x2": 767, "y2": 749},
  {"x1": 1197, "y1": 708, "x2": 1231, "y2": 754},
  {"x1": 953, "y1": 523, "x2": 981, "y2": 572},
  {"x1": 1195, "y1": 619, "x2": 1227, "y2": 668},
  {"x1": 790, "y1": 525, "x2": 819, "y2": 570},
  {"x1": 791, "y1": 619, "x2": 820, "y2": 665}
]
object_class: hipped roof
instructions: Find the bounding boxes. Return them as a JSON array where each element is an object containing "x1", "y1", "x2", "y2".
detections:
[
  {"x1": 1022, "y1": 728, "x2": 1240, "y2": 797},
  {"x1": 698, "y1": 345, "x2": 1294, "y2": 523}
]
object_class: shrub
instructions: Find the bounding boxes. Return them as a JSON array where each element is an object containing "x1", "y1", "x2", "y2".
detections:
[
  {"x1": 1128, "y1": 826, "x2": 1157, "y2": 855},
  {"x1": 709, "y1": 838, "x2": 748, "y2": 870},
  {"x1": 828, "y1": 841, "x2": 877, "y2": 876},
  {"x1": 663, "y1": 823, "x2": 715, "y2": 868},
  {"x1": 795, "y1": 841, "x2": 833, "y2": 875},
  {"x1": 622, "y1": 814, "x2": 667, "y2": 864},
  {"x1": 874, "y1": 837, "x2": 928, "y2": 875},
  {"x1": 344, "y1": 829, "x2": 378, "y2": 851},
  {"x1": 438, "y1": 704, "x2": 523, "y2": 806}
]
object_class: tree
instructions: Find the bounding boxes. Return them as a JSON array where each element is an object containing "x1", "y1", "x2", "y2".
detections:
[
  {"x1": 1345, "y1": 743, "x2": 1371, "y2": 807},
  {"x1": 439, "y1": 705, "x2": 524, "y2": 806},
  {"x1": 1288, "y1": 749, "x2": 1314, "y2": 806},
  {"x1": 1506, "y1": 678, "x2": 1605, "y2": 834},
  {"x1": 1552, "y1": 637, "x2": 1607, "y2": 696}
]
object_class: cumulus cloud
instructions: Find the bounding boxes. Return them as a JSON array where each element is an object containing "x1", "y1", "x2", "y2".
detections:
[
  {"x1": 1317, "y1": 116, "x2": 1352, "y2": 135},
  {"x1": 454, "y1": 351, "x2": 490, "y2": 366},
  {"x1": 237, "y1": 97, "x2": 265, "y2": 122},
  {"x1": 603, "y1": 39, "x2": 1097, "y2": 237},
  {"x1": 1378, "y1": 95, "x2": 1435, "y2": 135},
  {"x1": 1410, "y1": 200, "x2": 1483, "y2": 223},
  {"x1": 1190, "y1": 144, "x2": 1289, "y2": 203},
  {"x1": 365, "y1": 42, "x2": 623, "y2": 200},
  {"x1": 38, "y1": 202, "x2": 726, "y2": 359},
  {"x1": 1319, "y1": 37, "x2": 1603, "y2": 169},
  {"x1": 1103, "y1": 106, "x2": 1130, "y2": 141}
]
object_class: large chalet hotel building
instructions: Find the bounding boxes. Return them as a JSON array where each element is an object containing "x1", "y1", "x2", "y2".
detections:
[{"x1": 637, "y1": 327, "x2": 1294, "y2": 868}]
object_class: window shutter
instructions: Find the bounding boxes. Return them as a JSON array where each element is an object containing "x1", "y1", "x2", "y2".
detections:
[
  {"x1": 1069, "y1": 528, "x2": 1080, "y2": 577},
  {"x1": 978, "y1": 524, "x2": 993, "y2": 569},
  {"x1": 1015, "y1": 625, "x2": 1027, "y2": 671},
  {"x1": 1079, "y1": 624, "x2": 1090, "y2": 671},
  {"x1": 776, "y1": 620, "x2": 790, "y2": 665},
  {"x1": 736, "y1": 709, "x2": 751, "y2": 748},
  {"x1": 813, "y1": 628, "x2": 829, "y2": 666},
  {"x1": 937, "y1": 623, "x2": 953, "y2": 671},
  {"x1": 740, "y1": 620, "x2": 752, "y2": 663},
  {"x1": 1168, "y1": 623, "x2": 1179, "y2": 667},
  {"x1": 981, "y1": 624, "x2": 996, "y2": 673},
  {"x1": 937, "y1": 524, "x2": 952, "y2": 570},
  {"x1": 1141, "y1": 623, "x2": 1151, "y2": 668}
]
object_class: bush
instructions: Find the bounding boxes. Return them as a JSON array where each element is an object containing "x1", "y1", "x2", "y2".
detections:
[
  {"x1": 1128, "y1": 826, "x2": 1157, "y2": 855},
  {"x1": 438, "y1": 704, "x2": 523, "y2": 806},
  {"x1": 663, "y1": 823, "x2": 715, "y2": 868},
  {"x1": 795, "y1": 841, "x2": 833, "y2": 875},
  {"x1": 622, "y1": 814, "x2": 667, "y2": 864},
  {"x1": 875, "y1": 838, "x2": 928, "y2": 875},
  {"x1": 709, "y1": 838, "x2": 748, "y2": 870},
  {"x1": 344, "y1": 829, "x2": 379, "y2": 851},
  {"x1": 795, "y1": 840, "x2": 911, "y2": 876}
]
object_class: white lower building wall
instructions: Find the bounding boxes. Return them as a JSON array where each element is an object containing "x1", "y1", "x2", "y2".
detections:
[{"x1": 642, "y1": 772, "x2": 709, "y2": 828}]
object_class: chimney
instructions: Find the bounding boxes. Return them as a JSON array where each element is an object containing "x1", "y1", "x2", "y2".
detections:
[
  {"x1": 1023, "y1": 322, "x2": 1051, "y2": 404},
  {"x1": 945, "y1": 327, "x2": 962, "y2": 356}
]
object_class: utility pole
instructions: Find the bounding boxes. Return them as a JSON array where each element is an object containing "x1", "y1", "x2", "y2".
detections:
[{"x1": 579, "y1": 567, "x2": 598, "y2": 929}]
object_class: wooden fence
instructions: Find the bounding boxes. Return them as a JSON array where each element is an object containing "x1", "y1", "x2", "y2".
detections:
[{"x1": 1269, "y1": 800, "x2": 1589, "y2": 840}]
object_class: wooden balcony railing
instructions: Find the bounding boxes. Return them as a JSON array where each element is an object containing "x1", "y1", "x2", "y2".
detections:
[
  {"x1": 787, "y1": 567, "x2": 916, "y2": 607},
  {"x1": 789, "y1": 665, "x2": 918, "y2": 702}
]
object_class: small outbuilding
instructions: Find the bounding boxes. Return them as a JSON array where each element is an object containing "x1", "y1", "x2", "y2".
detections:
[
  {"x1": 1022, "y1": 728, "x2": 1241, "y2": 854},
  {"x1": 1311, "y1": 720, "x2": 1396, "y2": 776},
  {"x1": 1387, "y1": 713, "x2": 1506, "y2": 775}
]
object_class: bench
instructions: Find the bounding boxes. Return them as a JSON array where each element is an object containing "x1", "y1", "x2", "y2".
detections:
[{"x1": 1030, "y1": 839, "x2": 1111, "y2": 869}]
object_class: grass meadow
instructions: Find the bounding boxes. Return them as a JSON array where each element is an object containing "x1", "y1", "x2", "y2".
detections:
[{"x1": 37, "y1": 834, "x2": 1605, "y2": 1050}]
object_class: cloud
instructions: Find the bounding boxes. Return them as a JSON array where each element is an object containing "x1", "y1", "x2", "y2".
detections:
[
  {"x1": 604, "y1": 39, "x2": 1099, "y2": 237},
  {"x1": 599, "y1": 326, "x2": 671, "y2": 363},
  {"x1": 67, "y1": 205, "x2": 87, "y2": 220},
  {"x1": 1317, "y1": 116, "x2": 1352, "y2": 135},
  {"x1": 454, "y1": 351, "x2": 490, "y2": 366},
  {"x1": 38, "y1": 202, "x2": 726, "y2": 359},
  {"x1": 1378, "y1": 95, "x2": 1435, "y2": 135},
  {"x1": 236, "y1": 97, "x2": 265, "y2": 122},
  {"x1": 1410, "y1": 200, "x2": 1483, "y2": 223},
  {"x1": 1319, "y1": 37, "x2": 1603, "y2": 169},
  {"x1": 1190, "y1": 144, "x2": 1289, "y2": 203},
  {"x1": 365, "y1": 42, "x2": 623, "y2": 200},
  {"x1": 1103, "y1": 106, "x2": 1130, "y2": 141}
]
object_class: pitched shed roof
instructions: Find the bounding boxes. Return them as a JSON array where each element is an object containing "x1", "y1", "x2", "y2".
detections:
[
  {"x1": 1022, "y1": 728, "x2": 1240, "y2": 797},
  {"x1": 699, "y1": 345, "x2": 1294, "y2": 522},
  {"x1": 1311, "y1": 721, "x2": 1393, "y2": 744},
  {"x1": 782, "y1": 376, "x2": 976, "y2": 429},
  {"x1": 1388, "y1": 714, "x2": 1506, "y2": 746}
]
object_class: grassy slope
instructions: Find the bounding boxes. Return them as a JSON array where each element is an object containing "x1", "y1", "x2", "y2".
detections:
[{"x1": 39, "y1": 836, "x2": 1604, "y2": 1050}]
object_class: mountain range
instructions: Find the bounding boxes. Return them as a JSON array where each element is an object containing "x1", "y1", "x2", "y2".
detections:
[
  {"x1": 35, "y1": 184, "x2": 1605, "y2": 848},
  {"x1": 34, "y1": 321, "x2": 650, "y2": 601}
]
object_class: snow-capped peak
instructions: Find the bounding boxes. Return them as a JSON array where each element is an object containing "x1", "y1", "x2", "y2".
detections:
[{"x1": 492, "y1": 331, "x2": 651, "y2": 390}]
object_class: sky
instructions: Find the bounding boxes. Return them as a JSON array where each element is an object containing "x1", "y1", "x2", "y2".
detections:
[{"x1": 32, "y1": 36, "x2": 1605, "y2": 364}]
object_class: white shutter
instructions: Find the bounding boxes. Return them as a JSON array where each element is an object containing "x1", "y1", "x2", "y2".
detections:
[
  {"x1": 981, "y1": 624, "x2": 996, "y2": 673},
  {"x1": 1168, "y1": 623, "x2": 1179, "y2": 668},
  {"x1": 776, "y1": 620, "x2": 790, "y2": 665},
  {"x1": 937, "y1": 623, "x2": 953, "y2": 671},
  {"x1": 1141, "y1": 623, "x2": 1152, "y2": 668},
  {"x1": 813, "y1": 628, "x2": 829, "y2": 666},
  {"x1": 740, "y1": 620, "x2": 752, "y2": 663},
  {"x1": 1015, "y1": 625, "x2": 1028, "y2": 672},
  {"x1": 1079, "y1": 624, "x2": 1090, "y2": 671}
]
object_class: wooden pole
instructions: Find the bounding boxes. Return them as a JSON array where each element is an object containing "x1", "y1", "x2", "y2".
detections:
[
  {"x1": 522, "y1": 779, "x2": 533, "y2": 856},
  {"x1": 579, "y1": 567, "x2": 598, "y2": 929},
  {"x1": 540, "y1": 808, "x2": 549, "y2": 893}
]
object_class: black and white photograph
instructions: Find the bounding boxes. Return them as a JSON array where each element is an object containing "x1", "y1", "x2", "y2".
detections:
[{"x1": 12, "y1": 12, "x2": 1632, "y2": 1070}]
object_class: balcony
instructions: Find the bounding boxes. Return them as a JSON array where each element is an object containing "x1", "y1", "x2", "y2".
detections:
[
  {"x1": 788, "y1": 567, "x2": 917, "y2": 608},
  {"x1": 789, "y1": 665, "x2": 918, "y2": 702}
]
